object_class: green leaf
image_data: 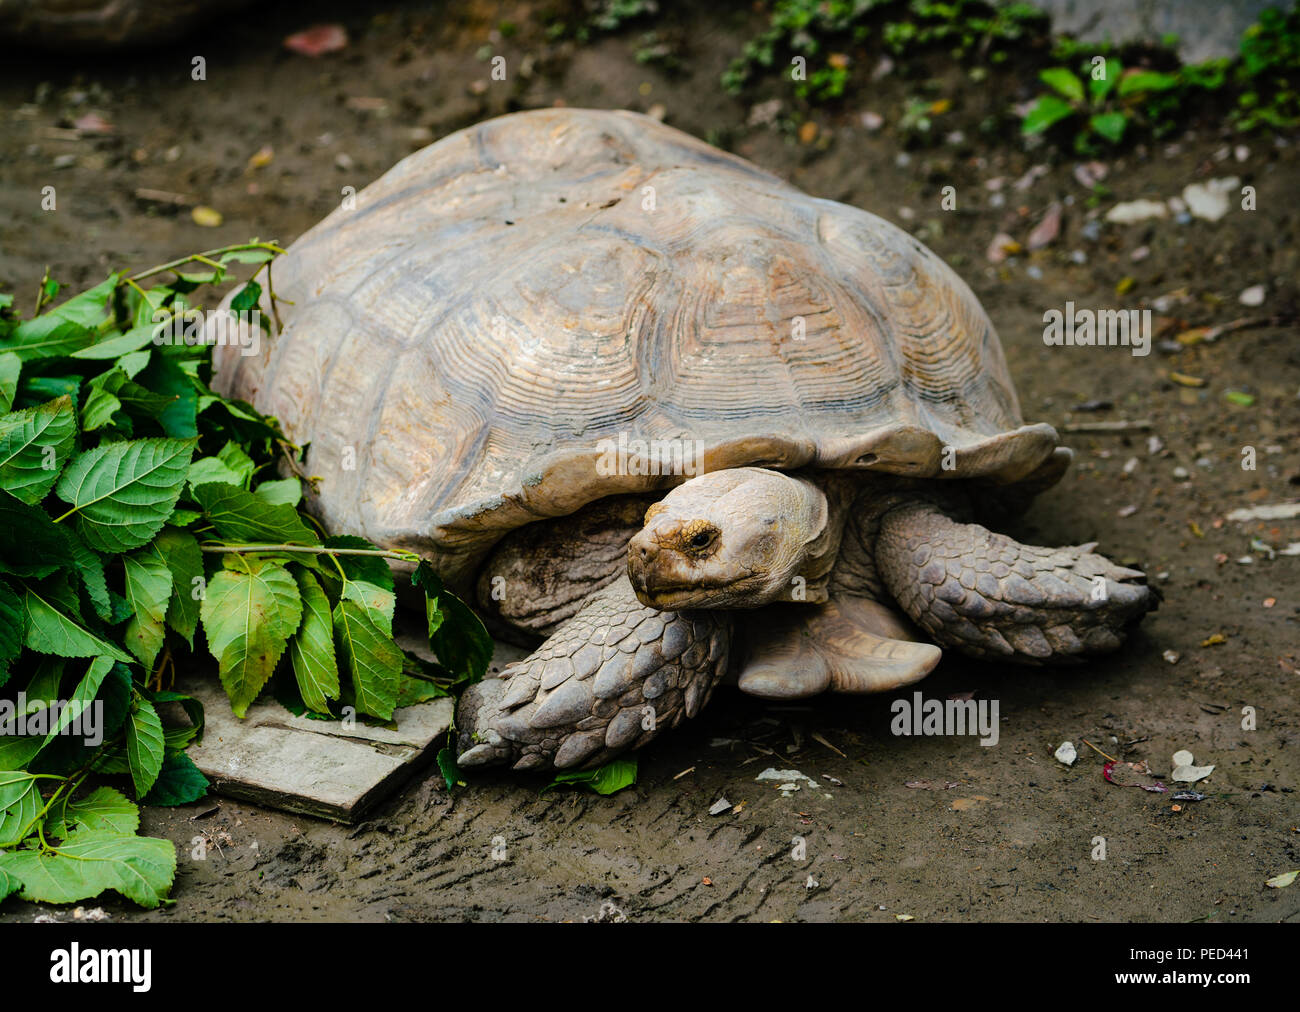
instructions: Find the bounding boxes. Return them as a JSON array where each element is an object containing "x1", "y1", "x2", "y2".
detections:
[
  {"x1": 201, "y1": 558, "x2": 302, "y2": 716},
  {"x1": 1089, "y1": 111, "x2": 1128, "y2": 143},
  {"x1": 142, "y1": 752, "x2": 209, "y2": 807},
  {"x1": 22, "y1": 588, "x2": 132, "y2": 663},
  {"x1": 192, "y1": 481, "x2": 320, "y2": 546},
  {"x1": 0, "y1": 275, "x2": 118, "y2": 361},
  {"x1": 55, "y1": 437, "x2": 195, "y2": 553},
  {"x1": 1039, "y1": 67, "x2": 1084, "y2": 103},
  {"x1": 333, "y1": 597, "x2": 401, "y2": 721},
  {"x1": 1021, "y1": 94, "x2": 1076, "y2": 134},
  {"x1": 0, "y1": 395, "x2": 77, "y2": 503},
  {"x1": 153, "y1": 688, "x2": 204, "y2": 749},
  {"x1": 288, "y1": 568, "x2": 339, "y2": 714},
  {"x1": 0, "y1": 867, "x2": 18, "y2": 901},
  {"x1": 64, "y1": 530, "x2": 111, "y2": 622},
  {"x1": 154, "y1": 527, "x2": 203, "y2": 647},
  {"x1": 125, "y1": 696, "x2": 165, "y2": 798},
  {"x1": 230, "y1": 280, "x2": 262, "y2": 313},
  {"x1": 0, "y1": 578, "x2": 23, "y2": 676},
  {"x1": 188, "y1": 440, "x2": 255, "y2": 488},
  {"x1": 1089, "y1": 57, "x2": 1121, "y2": 101},
  {"x1": 139, "y1": 355, "x2": 198, "y2": 439},
  {"x1": 0, "y1": 352, "x2": 20, "y2": 412},
  {"x1": 42, "y1": 656, "x2": 115, "y2": 752},
  {"x1": 0, "y1": 770, "x2": 43, "y2": 846},
  {"x1": 254, "y1": 478, "x2": 301, "y2": 507},
  {"x1": 122, "y1": 546, "x2": 173, "y2": 670},
  {"x1": 1118, "y1": 70, "x2": 1179, "y2": 96},
  {"x1": 397, "y1": 673, "x2": 451, "y2": 707},
  {"x1": 0, "y1": 492, "x2": 75, "y2": 578},
  {"x1": 435, "y1": 746, "x2": 460, "y2": 790},
  {"x1": 545, "y1": 758, "x2": 638, "y2": 796},
  {"x1": 0, "y1": 828, "x2": 175, "y2": 908},
  {"x1": 49, "y1": 786, "x2": 139, "y2": 837},
  {"x1": 218, "y1": 248, "x2": 276, "y2": 267},
  {"x1": 412, "y1": 561, "x2": 492, "y2": 685},
  {"x1": 68, "y1": 322, "x2": 157, "y2": 360}
]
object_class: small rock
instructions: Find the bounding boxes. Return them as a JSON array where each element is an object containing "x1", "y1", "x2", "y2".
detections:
[
  {"x1": 1163, "y1": 650, "x2": 1180, "y2": 664},
  {"x1": 1026, "y1": 201, "x2": 1062, "y2": 249},
  {"x1": 859, "y1": 110, "x2": 884, "y2": 131},
  {"x1": 1239, "y1": 284, "x2": 1266, "y2": 307},
  {"x1": 1173, "y1": 466, "x2": 1190, "y2": 480},
  {"x1": 1234, "y1": 145, "x2": 1249, "y2": 162},
  {"x1": 1182, "y1": 177, "x2": 1239, "y2": 222},
  {"x1": 708, "y1": 797, "x2": 732, "y2": 816},
  {"x1": 1130, "y1": 245, "x2": 1150, "y2": 262},
  {"x1": 1105, "y1": 199, "x2": 1167, "y2": 225},
  {"x1": 1054, "y1": 741, "x2": 1077, "y2": 765},
  {"x1": 1026, "y1": 265, "x2": 1043, "y2": 280}
]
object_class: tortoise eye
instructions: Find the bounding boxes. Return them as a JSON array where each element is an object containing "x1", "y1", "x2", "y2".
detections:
[{"x1": 690, "y1": 530, "x2": 714, "y2": 549}]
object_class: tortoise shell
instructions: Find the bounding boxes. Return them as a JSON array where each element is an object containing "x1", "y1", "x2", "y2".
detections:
[{"x1": 214, "y1": 108, "x2": 1060, "y2": 587}]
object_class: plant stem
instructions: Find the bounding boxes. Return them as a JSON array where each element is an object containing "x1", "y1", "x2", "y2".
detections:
[
  {"x1": 200, "y1": 542, "x2": 421, "y2": 562},
  {"x1": 123, "y1": 241, "x2": 286, "y2": 285}
]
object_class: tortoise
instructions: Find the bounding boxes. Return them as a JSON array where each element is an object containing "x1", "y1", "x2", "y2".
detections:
[{"x1": 214, "y1": 108, "x2": 1154, "y2": 773}]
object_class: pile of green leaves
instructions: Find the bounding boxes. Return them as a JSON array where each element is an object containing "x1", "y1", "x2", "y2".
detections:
[
  {"x1": 721, "y1": 0, "x2": 1047, "y2": 99},
  {"x1": 1020, "y1": 58, "x2": 1189, "y2": 150},
  {"x1": 0, "y1": 243, "x2": 490, "y2": 909}
]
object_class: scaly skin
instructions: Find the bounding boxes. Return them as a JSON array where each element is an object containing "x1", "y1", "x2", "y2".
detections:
[
  {"x1": 876, "y1": 502, "x2": 1154, "y2": 663},
  {"x1": 458, "y1": 575, "x2": 730, "y2": 770},
  {"x1": 456, "y1": 469, "x2": 1156, "y2": 769}
]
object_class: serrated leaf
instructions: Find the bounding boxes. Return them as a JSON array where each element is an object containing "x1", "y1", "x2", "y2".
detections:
[
  {"x1": 153, "y1": 688, "x2": 204, "y2": 749},
  {"x1": 139, "y1": 354, "x2": 198, "y2": 439},
  {"x1": 189, "y1": 440, "x2": 255, "y2": 488},
  {"x1": 435, "y1": 746, "x2": 460, "y2": 790},
  {"x1": 230, "y1": 280, "x2": 262, "y2": 313},
  {"x1": 201, "y1": 558, "x2": 302, "y2": 716},
  {"x1": 125, "y1": 696, "x2": 165, "y2": 798},
  {"x1": 0, "y1": 828, "x2": 175, "y2": 908},
  {"x1": 68, "y1": 322, "x2": 158, "y2": 360},
  {"x1": 0, "y1": 352, "x2": 20, "y2": 412},
  {"x1": 1039, "y1": 67, "x2": 1084, "y2": 103},
  {"x1": 1021, "y1": 94, "x2": 1075, "y2": 134},
  {"x1": 0, "y1": 578, "x2": 23, "y2": 675},
  {"x1": 55, "y1": 437, "x2": 195, "y2": 553},
  {"x1": 0, "y1": 770, "x2": 42, "y2": 846},
  {"x1": 0, "y1": 491, "x2": 75, "y2": 578},
  {"x1": 22, "y1": 588, "x2": 131, "y2": 663},
  {"x1": 192, "y1": 481, "x2": 320, "y2": 546},
  {"x1": 153, "y1": 527, "x2": 203, "y2": 646},
  {"x1": 254, "y1": 478, "x2": 301, "y2": 507},
  {"x1": 50, "y1": 786, "x2": 139, "y2": 837},
  {"x1": 0, "y1": 867, "x2": 18, "y2": 901},
  {"x1": 289, "y1": 568, "x2": 339, "y2": 714},
  {"x1": 122, "y1": 546, "x2": 173, "y2": 670},
  {"x1": 64, "y1": 530, "x2": 111, "y2": 622},
  {"x1": 412, "y1": 561, "x2": 492, "y2": 684},
  {"x1": 42, "y1": 656, "x2": 115, "y2": 753},
  {"x1": 0, "y1": 395, "x2": 77, "y2": 503},
  {"x1": 545, "y1": 757, "x2": 638, "y2": 796},
  {"x1": 0, "y1": 275, "x2": 118, "y2": 361},
  {"x1": 333, "y1": 597, "x2": 401, "y2": 721},
  {"x1": 141, "y1": 752, "x2": 209, "y2": 807}
]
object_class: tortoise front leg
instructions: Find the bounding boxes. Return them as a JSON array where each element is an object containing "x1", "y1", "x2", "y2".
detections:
[
  {"x1": 735, "y1": 596, "x2": 941, "y2": 698},
  {"x1": 457, "y1": 575, "x2": 731, "y2": 771},
  {"x1": 876, "y1": 502, "x2": 1154, "y2": 663}
]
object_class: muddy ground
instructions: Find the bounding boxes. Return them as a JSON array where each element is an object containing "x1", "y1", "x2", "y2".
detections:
[{"x1": 0, "y1": 1, "x2": 1296, "y2": 923}]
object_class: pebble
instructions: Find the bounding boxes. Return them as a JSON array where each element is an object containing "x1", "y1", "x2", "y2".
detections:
[
  {"x1": 1069, "y1": 250, "x2": 1087, "y2": 264},
  {"x1": 1182, "y1": 177, "x2": 1239, "y2": 222},
  {"x1": 1163, "y1": 650, "x2": 1180, "y2": 664},
  {"x1": 1026, "y1": 265, "x2": 1043, "y2": 280},
  {"x1": 1080, "y1": 220, "x2": 1102, "y2": 241},
  {"x1": 1173, "y1": 466, "x2": 1190, "y2": 480},
  {"x1": 1239, "y1": 284, "x2": 1266, "y2": 306}
]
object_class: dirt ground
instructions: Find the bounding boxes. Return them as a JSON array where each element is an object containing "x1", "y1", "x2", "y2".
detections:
[{"x1": 0, "y1": 1, "x2": 1297, "y2": 923}]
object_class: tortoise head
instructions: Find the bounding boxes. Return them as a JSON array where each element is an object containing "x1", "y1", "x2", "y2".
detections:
[{"x1": 627, "y1": 467, "x2": 828, "y2": 609}]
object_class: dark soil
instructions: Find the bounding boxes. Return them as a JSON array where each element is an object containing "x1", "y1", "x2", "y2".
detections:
[{"x1": 1, "y1": 0, "x2": 1297, "y2": 922}]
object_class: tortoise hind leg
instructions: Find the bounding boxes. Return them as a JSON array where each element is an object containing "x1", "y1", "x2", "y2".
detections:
[
  {"x1": 736, "y1": 596, "x2": 941, "y2": 699},
  {"x1": 458, "y1": 575, "x2": 731, "y2": 771}
]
